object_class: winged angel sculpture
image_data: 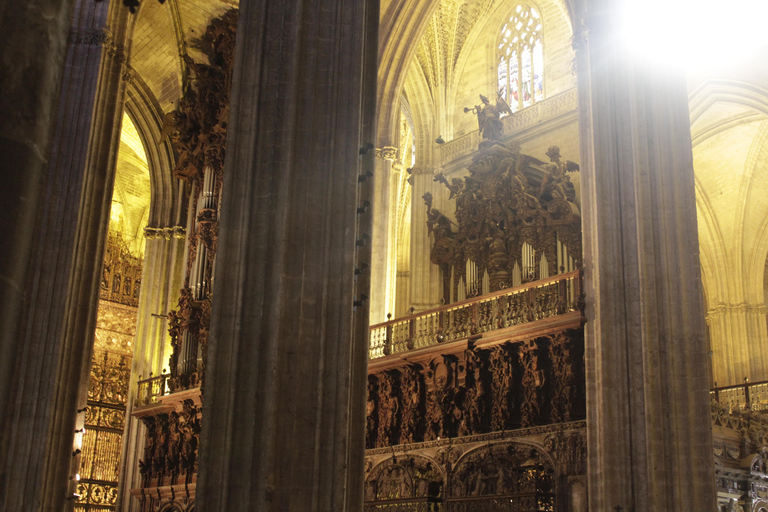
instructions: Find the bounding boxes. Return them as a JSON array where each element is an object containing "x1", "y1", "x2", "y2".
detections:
[{"x1": 465, "y1": 91, "x2": 513, "y2": 142}]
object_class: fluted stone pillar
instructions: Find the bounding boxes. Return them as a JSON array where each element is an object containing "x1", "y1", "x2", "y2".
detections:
[
  {"x1": 370, "y1": 147, "x2": 397, "y2": 324},
  {"x1": 390, "y1": 161, "x2": 409, "y2": 319},
  {"x1": 116, "y1": 226, "x2": 186, "y2": 512},
  {"x1": 0, "y1": 0, "x2": 132, "y2": 511},
  {"x1": 0, "y1": 0, "x2": 75, "y2": 507},
  {"x1": 42, "y1": 3, "x2": 132, "y2": 509},
  {"x1": 409, "y1": 165, "x2": 444, "y2": 311},
  {"x1": 196, "y1": 0, "x2": 377, "y2": 509},
  {"x1": 0, "y1": 0, "x2": 132, "y2": 509},
  {"x1": 574, "y1": 3, "x2": 717, "y2": 511}
]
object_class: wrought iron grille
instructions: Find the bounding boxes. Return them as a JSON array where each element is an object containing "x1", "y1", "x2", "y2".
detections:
[{"x1": 75, "y1": 350, "x2": 131, "y2": 511}]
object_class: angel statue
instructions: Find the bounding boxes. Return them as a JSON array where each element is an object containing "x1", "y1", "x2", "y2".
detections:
[{"x1": 464, "y1": 91, "x2": 512, "y2": 142}]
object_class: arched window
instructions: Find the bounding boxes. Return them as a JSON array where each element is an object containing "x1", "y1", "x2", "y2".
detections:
[{"x1": 497, "y1": 4, "x2": 544, "y2": 113}]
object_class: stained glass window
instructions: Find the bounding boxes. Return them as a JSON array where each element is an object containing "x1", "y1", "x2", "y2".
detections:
[{"x1": 498, "y1": 4, "x2": 544, "y2": 113}]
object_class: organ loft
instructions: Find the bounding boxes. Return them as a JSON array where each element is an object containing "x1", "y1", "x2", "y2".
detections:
[{"x1": 1, "y1": 0, "x2": 768, "y2": 511}]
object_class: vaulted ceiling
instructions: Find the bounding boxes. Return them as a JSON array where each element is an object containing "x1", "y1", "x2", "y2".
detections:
[
  {"x1": 129, "y1": 0, "x2": 237, "y2": 113},
  {"x1": 413, "y1": 0, "x2": 493, "y2": 93}
]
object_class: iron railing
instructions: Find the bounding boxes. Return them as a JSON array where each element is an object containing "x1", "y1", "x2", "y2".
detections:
[
  {"x1": 711, "y1": 380, "x2": 768, "y2": 412},
  {"x1": 369, "y1": 270, "x2": 582, "y2": 359},
  {"x1": 134, "y1": 374, "x2": 170, "y2": 407}
]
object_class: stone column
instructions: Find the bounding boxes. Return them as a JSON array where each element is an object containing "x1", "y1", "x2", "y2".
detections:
[
  {"x1": 409, "y1": 165, "x2": 444, "y2": 311},
  {"x1": 574, "y1": 3, "x2": 717, "y2": 511},
  {"x1": 43, "y1": 3, "x2": 132, "y2": 508},
  {"x1": 370, "y1": 147, "x2": 397, "y2": 324},
  {"x1": 390, "y1": 161, "x2": 409, "y2": 319},
  {"x1": 0, "y1": 0, "x2": 133, "y2": 509},
  {"x1": 116, "y1": 226, "x2": 186, "y2": 512},
  {"x1": 196, "y1": 0, "x2": 377, "y2": 510},
  {"x1": 0, "y1": 7, "x2": 74, "y2": 507}
]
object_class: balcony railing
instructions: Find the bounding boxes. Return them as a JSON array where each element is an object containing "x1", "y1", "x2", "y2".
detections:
[
  {"x1": 369, "y1": 270, "x2": 582, "y2": 359},
  {"x1": 364, "y1": 498, "x2": 443, "y2": 512},
  {"x1": 436, "y1": 88, "x2": 577, "y2": 167},
  {"x1": 711, "y1": 380, "x2": 768, "y2": 412},
  {"x1": 135, "y1": 374, "x2": 170, "y2": 408}
]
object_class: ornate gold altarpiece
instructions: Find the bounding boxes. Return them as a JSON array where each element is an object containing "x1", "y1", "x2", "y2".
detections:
[{"x1": 75, "y1": 231, "x2": 139, "y2": 511}]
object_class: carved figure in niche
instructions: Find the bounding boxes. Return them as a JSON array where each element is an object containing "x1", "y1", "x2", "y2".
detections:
[
  {"x1": 124, "y1": 276, "x2": 132, "y2": 296},
  {"x1": 112, "y1": 274, "x2": 121, "y2": 294},
  {"x1": 165, "y1": 413, "x2": 181, "y2": 477},
  {"x1": 549, "y1": 332, "x2": 584, "y2": 423},
  {"x1": 178, "y1": 401, "x2": 200, "y2": 476},
  {"x1": 378, "y1": 466, "x2": 411, "y2": 499},
  {"x1": 139, "y1": 416, "x2": 156, "y2": 481},
  {"x1": 399, "y1": 366, "x2": 424, "y2": 444},
  {"x1": 453, "y1": 388, "x2": 468, "y2": 437},
  {"x1": 366, "y1": 377, "x2": 379, "y2": 448},
  {"x1": 102, "y1": 264, "x2": 110, "y2": 290},
  {"x1": 489, "y1": 345, "x2": 517, "y2": 430},
  {"x1": 425, "y1": 388, "x2": 448, "y2": 441},
  {"x1": 424, "y1": 361, "x2": 455, "y2": 440},
  {"x1": 465, "y1": 93, "x2": 512, "y2": 142},
  {"x1": 376, "y1": 373, "x2": 400, "y2": 447},
  {"x1": 520, "y1": 340, "x2": 547, "y2": 427},
  {"x1": 464, "y1": 351, "x2": 489, "y2": 435},
  {"x1": 367, "y1": 456, "x2": 444, "y2": 504},
  {"x1": 151, "y1": 414, "x2": 169, "y2": 481}
]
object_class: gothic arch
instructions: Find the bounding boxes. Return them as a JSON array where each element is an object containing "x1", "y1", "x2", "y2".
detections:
[
  {"x1": 690, "y1": 79, "x2": 768, "y2": 384},
  {"x1": 364, "y1": 453, "x2": 446, "y2": 502},
  {"x1": 378, "y1": 0, "x2": 441, "y2": 146},
  {"x1": 124, "y1": 76, "x2": 186, "y2": 229},
  {"x1": 449, "y1": 441, "x2": 557, "y2": 504}
]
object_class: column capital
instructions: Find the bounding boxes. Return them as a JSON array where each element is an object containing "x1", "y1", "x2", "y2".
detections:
[
  {"x1": 375, "y1": 146, "x2": 398, "y2": 161},
  {"x1": 122, "y1": 67, "x2": 135, "y2": 85}
]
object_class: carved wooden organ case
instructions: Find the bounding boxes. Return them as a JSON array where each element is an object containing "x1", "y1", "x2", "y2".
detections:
[
  {"x1": 133, "y1": 10, "x2": 237, "y2": 511},
  {"x1": 362, "y1": 144, "x2": 586, "y2": 511},
  {"x1": 427, "y1": 144, "x2": 582, "y2": 303},
  {"x1": 165, "y1": 9, "x2": 237, "y2": 394}
]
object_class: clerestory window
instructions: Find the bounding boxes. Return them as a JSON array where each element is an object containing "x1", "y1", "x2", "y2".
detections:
[{"x1": 497, "y1": 4, "x2": 544, "y2": 113}]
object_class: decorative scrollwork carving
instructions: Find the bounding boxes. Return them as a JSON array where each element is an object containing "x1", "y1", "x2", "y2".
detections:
[
  {"x1": 548, "y1": 331, "x2": 585, "y2": 423},
  {"x1": 377, "y1": 373, "x2": 402, "y2": 448},
  {"x1": 100, "y1": 231, "x2": 142, "y2": 306},
  {"x1": 366, "y1": 332, "x2": 585, "y2": 449},
  {"x1": 450, "y1": 442, "x2": 554, "y2": 503},
  {"x1": 139, "y1": 401, "x2": 201, "y2": 487},
  {"x1": 161, "y1": 10, "x2": 237, "y2": 393},
  {"x1": 365, "y1": 454, "x2": 444, "y2": 503}
]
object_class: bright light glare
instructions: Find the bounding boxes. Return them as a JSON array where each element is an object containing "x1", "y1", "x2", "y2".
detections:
[{"x1": 620, "y1": 0, "x2": 768, "y2": 70}]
